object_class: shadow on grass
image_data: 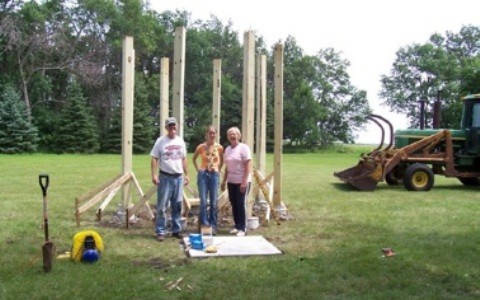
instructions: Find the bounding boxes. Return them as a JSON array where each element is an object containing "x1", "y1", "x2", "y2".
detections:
[
  {"x1": 331, "y1": 182, "x2": 405, "y2": 192},
  {"x1": 430, "y1": 184, "x2": 480, "y2": 191},
  {"x1": 332, "y1": 181, "x2": 480, "y2": 193},
  {"x1": 331, "y1": 182, "x2": 361, "y2": 192}
]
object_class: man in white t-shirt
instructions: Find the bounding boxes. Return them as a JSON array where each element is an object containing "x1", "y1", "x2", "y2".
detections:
[{"x1": 150, "y1": 117, "x2": 189, "y2": 241}]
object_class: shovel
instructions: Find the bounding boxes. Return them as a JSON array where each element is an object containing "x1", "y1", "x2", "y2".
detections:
[{"x1": 39, "y1": 174, "x2": 53, "y2": 272}]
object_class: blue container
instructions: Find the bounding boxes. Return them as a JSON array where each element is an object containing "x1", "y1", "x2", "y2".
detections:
[
  {"x1": 191, "y1": 241, "x2": 205, "y2": 250},
  {"x1": 189, "y1": 233, "x2": 202, "y2": 244}
]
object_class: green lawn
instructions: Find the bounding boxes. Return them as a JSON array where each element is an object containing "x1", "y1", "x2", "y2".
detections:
[{"x1": 1, "y1": 150, "x2": 479, "y2": 299}]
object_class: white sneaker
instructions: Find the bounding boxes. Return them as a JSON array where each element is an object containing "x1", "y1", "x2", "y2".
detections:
[
  {"x1": 236, "y1": 230, "x2": 245, "y2": 237},
  {"x1": 229, "y1": 228, "x2": 238, "y2": 234}
]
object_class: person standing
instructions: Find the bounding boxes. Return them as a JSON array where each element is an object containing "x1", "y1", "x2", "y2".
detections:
[
  {"x1": 220, "y1": 127, "x2": 252, "y2": 237},
  {"x1": 192, "y1": 125, "x2": 224, "y2": 235},
  {"x1": 150, "y1": 117, "x2": 189, "y2": 241}
]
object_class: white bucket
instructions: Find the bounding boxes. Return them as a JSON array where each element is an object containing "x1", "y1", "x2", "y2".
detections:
[
  {"x1": 203, "y1": 235, "x2": 214, "y2": 247},
  {"x1": 247, "y1": 217, "x2": 259, "y2": 230}
]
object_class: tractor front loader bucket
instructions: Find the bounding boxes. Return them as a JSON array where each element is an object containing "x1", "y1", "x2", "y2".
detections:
[
  {"x1": 334, "y1": 158, "x2": 383, "y2": 191},
  {"x1": 334, "y1": 114, "x2": 394, "y2": 191}
]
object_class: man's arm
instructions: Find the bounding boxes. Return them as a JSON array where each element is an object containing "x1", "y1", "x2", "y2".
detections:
[
  {"x1": 192, "y1": 148, "x2": 200, "y2": 172},
  {"x1": 182, "y1": 156, "x2": 189, "y2": 186},
  {"x1": 151, "y1": 156, "x2": 159, "y2": 185}
]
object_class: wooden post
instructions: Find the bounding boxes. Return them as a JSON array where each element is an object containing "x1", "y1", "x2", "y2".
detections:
[
  {"x1": 172, "y1": 26, "x2": 186, "y2": 137},
  {"x1": 212, "y1": 59, "x2": 222, "y2": 142},
  {"x1": 242, "y1": 31, "x2": 255, "y2": 150},
  {"x1": 160, "y1": 57, "x2": 169, "y2": 134},
  {"x1": 121, "y1": 36, "x2": 134, "y2": 207},
  {"x1": 273, "y1": 43, "x2": 283, "y2": 207},
  {"x1": 255, "y1": 54, "x2": 267, "y2": 175}
]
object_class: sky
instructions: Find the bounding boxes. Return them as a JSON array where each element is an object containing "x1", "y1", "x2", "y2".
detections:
[{"x1": 150, "y1": 0, "x2": 479, "y2": 144}]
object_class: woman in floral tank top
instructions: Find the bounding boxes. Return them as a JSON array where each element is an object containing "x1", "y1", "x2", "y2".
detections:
[{"x1": 192, "y1": 125, "x2": 224, "y2": 234}]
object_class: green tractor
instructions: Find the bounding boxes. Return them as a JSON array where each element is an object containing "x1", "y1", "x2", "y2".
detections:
[{"x1": 334, "y1": 93, "x2": 480, "y2": 191}]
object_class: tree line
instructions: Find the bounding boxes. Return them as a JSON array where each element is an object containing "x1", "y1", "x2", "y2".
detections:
[
  {"x1": 0, "y1": 1, "x2": 478, "y2": 154},
  {"x1": 380, "y1": 26, "x2": 480, "y2": 129}
]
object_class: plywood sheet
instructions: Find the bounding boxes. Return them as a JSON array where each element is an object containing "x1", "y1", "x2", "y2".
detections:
[{"x1": 183, "y1": 235, "x2": 282, "y2": 258}]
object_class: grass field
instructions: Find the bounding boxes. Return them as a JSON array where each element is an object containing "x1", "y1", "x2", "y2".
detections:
[{"x1": 1, "y1": 148, "x2": 479, "y2": 299}]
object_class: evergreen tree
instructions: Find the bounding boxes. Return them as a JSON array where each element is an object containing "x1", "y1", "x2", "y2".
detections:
[
  {"x1": 0, "y1": 85, "x2": 39, "y2": 153},
  {"x1": 101, "y1": 102, "x2": 122, "y2": 153},
  {"x1": 133, "y1": 77, "x2": 155, "y2": 154},
  {"x1": 102, "y1": 75, "x2": 155, "y2": 154},
  {"x1": 55, "y1": 81, "x2": 100, "y2": 153},
  {"x1": 33, "y1": 106, "x2": 61, "y2": 152}
]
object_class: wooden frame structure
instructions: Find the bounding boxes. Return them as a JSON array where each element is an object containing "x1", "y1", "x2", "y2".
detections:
[
  {"x1": 74, "y1": 29, "x2": 288, "y2": 228},
  {"x1": 75, "y1": 172, "x2": 154, "y2": 226},
  {"x1": 74, "y1": 36, "x2": 155, "y2": 226},
  {"x1": 249, "y1": 41, "x2": 288, "y2": 223}
]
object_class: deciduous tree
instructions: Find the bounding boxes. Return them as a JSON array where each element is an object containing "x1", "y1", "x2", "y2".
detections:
[{"x1": 380, "y1": 25, "x2": 480, "y2": 129}]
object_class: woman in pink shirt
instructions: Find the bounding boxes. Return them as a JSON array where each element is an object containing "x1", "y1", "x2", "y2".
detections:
[{"x1": 221, "y1": 127, "x2": 252, "y2": 236}]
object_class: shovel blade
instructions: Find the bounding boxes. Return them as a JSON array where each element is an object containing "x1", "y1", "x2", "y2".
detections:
[{"x1": 42, "y1": 241, "x2": 54, "y2": 272}]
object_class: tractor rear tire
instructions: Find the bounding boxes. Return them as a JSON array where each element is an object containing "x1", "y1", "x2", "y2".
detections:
[
  {"x1": 458, "y1": 177, "x2": 480, "y2": 186},
  {"x1": 404, "y1": 164, "x2": 434, "y2": 191}
]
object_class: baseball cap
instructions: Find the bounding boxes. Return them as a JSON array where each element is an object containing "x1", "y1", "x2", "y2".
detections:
[{"x1": 165, "y1": 117, "x2": 177, "y2": 126}]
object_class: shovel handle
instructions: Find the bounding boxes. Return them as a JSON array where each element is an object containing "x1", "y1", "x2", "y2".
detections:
[
  {"x1": 39, "y1": 174, "x2": 49, "y2": 197},
  {"x1": 39, "y1": 174, "x2": 49, "y2": 241}
]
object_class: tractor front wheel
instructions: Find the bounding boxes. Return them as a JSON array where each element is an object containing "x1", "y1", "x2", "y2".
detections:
[{"x1": 404, "y1": 164, "x2": 434, "y2": 191}]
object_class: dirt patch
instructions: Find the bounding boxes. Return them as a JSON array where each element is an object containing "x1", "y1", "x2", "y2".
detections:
[
  {"x1": 133, "y1": 256, "x2": 190, "y2": 270},
  {"x1": 97, "y1": 215, "x2": 154, "y2": 229},
  {"x1": 93, "y1": 203, "x2": 269, "y2": 235}
]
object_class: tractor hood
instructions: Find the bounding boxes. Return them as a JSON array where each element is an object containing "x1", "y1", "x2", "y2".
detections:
[{"x1": 394, "y1": 129, "x2": 466, "y2": 148}]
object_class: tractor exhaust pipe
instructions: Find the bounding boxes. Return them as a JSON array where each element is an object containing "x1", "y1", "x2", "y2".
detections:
[
  {"x1": 419, "y1": 99, "x2": 426, "y2": 129},
  {"x1": 432, "y1": 91, "x2": 442, "y2": 129}
]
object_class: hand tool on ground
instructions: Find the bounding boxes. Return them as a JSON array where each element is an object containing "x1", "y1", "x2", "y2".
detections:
[{"x1": 39, "y1": 174, "x2": 54, "y2": 272}]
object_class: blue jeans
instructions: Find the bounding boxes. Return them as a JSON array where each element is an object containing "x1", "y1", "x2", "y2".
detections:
[
  {"x1": 197, "y1": 170, "x2": 220, "y2": 230},
  {"x1": 156, "y1": 173, "x2": 183, "y2": 235}
]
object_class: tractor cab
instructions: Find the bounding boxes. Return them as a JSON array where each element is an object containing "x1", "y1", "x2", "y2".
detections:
[{"x1": 461, "y1": 94, "x2": 480, "y2": 154}]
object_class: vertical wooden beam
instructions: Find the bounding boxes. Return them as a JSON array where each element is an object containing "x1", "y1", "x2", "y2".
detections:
[
  {"x1": 172, "y1": 26, "x2": 186, "y2": 137},
  {"x1": 212, "y1": 59, "x2": 222, "y2": 142},
  {"x1": 242, "y1": 31, "x2": 255, "y2": 150},
  {"x1": 160, "y1": 57, "x2": 169, "y2": 135},
  {"x1": 255, "y1": 54, "x2": 267, "y2": 175},
  {"x1": 122, "y1": 36, "x2": 134, "y2": 207},
  {"x1": 122, "y1": 36, "x2": 134, "y2": 175},
  {"x1": 273, "y1": 43, "x2": 284, "y2": 207}
]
